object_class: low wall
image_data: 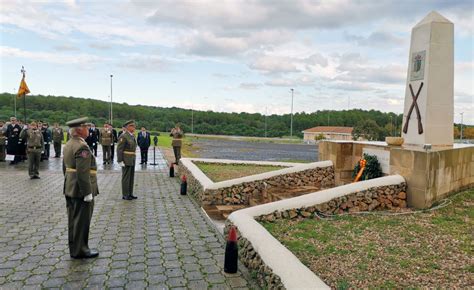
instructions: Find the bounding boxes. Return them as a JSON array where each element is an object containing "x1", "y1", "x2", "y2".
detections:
[
  {"x1": 226, "y1": 175, "x2": 406, "y2": 289},
  {"x1": 179, "y1": 158, "x2": 335, "y2": 206}
]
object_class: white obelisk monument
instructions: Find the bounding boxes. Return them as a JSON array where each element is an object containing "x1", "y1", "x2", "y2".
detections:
[{"x1": 402, "y1": 11, "x2": 454, "y2": 146}]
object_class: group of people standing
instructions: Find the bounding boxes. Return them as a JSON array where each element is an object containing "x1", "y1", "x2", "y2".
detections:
[
  {"x1": 61, "y1": 118, "x2": 162, "y2": 258},
  {"x1": 2, "y1": 116, "x2": 185, "y2": 259},
  {"x1": 0, "y1": 117, "x2": 64, "y2": 165}
]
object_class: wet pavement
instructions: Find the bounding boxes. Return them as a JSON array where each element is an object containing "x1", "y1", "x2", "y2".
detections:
[
  {"x1": 0, "y1": 147, "x2": 255, "y2": 289},
  {"x1": 190, "y1": 139, "x2": 318, "y2": 162}
]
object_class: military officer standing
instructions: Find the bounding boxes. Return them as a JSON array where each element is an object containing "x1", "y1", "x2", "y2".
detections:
[
  {"x1": 0, "y1": 121, "x2": 6, "y2": 162},
  {"x1": 52, "y1": 123, "x2": 64, "y2": 158},
  {"x1": 170, "y1": 124, "x2": 184, "y2": 165},
  {"x1": 20, "y1": 121, "x2": 44, "y2": 179},
  {"x1": 117, "y1": 120, "x2": 137, "y2": 200},
  {"x1": 63, "y1": 117, "x2": 99, "y2": 259},
  {"x1": 99, "y1": 123, "x2": 113, "y2": 164}
]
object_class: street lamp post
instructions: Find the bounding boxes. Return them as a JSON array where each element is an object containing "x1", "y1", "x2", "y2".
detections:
[
  {"x1": 460, "y1": 112, "x2": 464, "y2": 140},
  {"x1": 110, "y1": 74, "x2": 113, "y2": 125},
  {"x1": 290, "y1": 88, "x2": 294, "y2": 137},
  {"x1": 191, "y1": 105, "x2": 194, "y2": 134},
  {"x1": 390, "y1": 115, "x2": 393, "y2": 136}
]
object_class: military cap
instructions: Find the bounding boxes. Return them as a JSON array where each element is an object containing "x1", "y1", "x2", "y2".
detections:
[
  {"x1": 123, "y1": 120, "x2": 136, "y2": 127},
  {"x1": 66, "y1": 117, "x2": 89, "y2": 128}
]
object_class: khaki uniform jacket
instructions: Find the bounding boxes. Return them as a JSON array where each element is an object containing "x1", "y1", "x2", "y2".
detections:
[
  {"x1": 0, "y1": 127, "x2": 6, "y2": 146},
  {"x1": 20, "y1": 129, "x2": 45, "y2": 152},
  {"x1": 52, "y1": 128, "x2": 64, "y2": 143},
  {"x1": 170, "y1": 128, "x2": 183, "y2": 147},
  {"x1": 62, "y1": 137, "x2": 99, "y2": 198},
  {"x1": 117, "y1": 131, "x2": 137, "y2": 166},
  {"x1": 100, "y1": 129, "x2": 113, "y2": 146}
]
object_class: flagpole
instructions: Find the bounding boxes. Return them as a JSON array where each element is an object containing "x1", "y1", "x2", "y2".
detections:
[
  {"x1": 20, "y1": 66, "x2": 27, "y2": 124},
  {"x1": 23, "y1": 93, "x2": 26, "y2": 124},
  {"x1": 13, "y1": 88, "x2": 17, "y2": 118}
]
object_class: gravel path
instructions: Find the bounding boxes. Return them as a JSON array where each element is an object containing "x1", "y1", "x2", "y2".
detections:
[{"x1": 190, "y1": 139, "x2": 318, "y2": 162}]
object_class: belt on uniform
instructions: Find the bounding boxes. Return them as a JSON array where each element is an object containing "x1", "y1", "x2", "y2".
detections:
[
  {"x1": 66, "y1": 168, "x2": 97, "y2": 175},
  {"x1": 28, "y1": 146, "x2": 41, "y2": 150},
  {"x1": 124, "y1": 151, "x2": 136, "y2": 155}
]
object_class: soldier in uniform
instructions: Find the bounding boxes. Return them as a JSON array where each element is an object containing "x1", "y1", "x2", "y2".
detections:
[
  {"x1": 117, "y1": 120, "x2": 137, "y2": 200},
  {"x1": 0, "y1": 121, "x2": 6, "y2": 162},
  {"x1": 170, "y1": 124, "x2": 184, "y2": 165},
  {"x1": 6, "y1": 117, "x2": 22, "y2": 164},
  {"x1": 20, "y1": 121, "x2": 44, "y2": 179},
  {"x1": 99, "y1": 123, "x2": 113, "y2": 165},
  {"x1": 63, "y1": 117, "x2": 99, "y2": 259},
  {"x1": 52, "y1": 123, "x2": 64, "y2": 158},
  {"x1": 41, "y1": 122, "x2": 52, "y2": 161}
]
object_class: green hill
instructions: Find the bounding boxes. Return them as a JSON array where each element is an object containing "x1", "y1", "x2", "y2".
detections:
[{"x1": 0, "y1": 92, "x2": 403, "y2": 139}]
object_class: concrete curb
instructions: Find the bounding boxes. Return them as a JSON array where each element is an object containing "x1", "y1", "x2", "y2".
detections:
[{"x1": 228, "y1": 175, "x2": 406, "y2": 289}]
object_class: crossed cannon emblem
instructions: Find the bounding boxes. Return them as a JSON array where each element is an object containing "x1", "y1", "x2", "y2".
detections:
[{"x1": 403, "y1": 82, "x2": 424, "y2": 135}]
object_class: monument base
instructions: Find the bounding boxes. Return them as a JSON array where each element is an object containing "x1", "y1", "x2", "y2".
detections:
[{"x1": 319, "y1": 140, "x2": 473, "y2": 209}]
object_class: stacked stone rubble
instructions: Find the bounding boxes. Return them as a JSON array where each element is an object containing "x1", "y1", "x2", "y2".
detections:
[{"x1": 180, "y1": 163, "x2": 335, "y2": 206}]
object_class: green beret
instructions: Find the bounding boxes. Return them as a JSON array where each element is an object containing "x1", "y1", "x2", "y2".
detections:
[
  {"x1": 66, "y1": 117, "x2": 89, "y2": 128},
  {"x1": 123, "y1": 120, "x2": 135, "y2": 127}
]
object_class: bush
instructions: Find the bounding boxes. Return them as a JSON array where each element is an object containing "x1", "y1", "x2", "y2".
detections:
[
  {"x1": 315, "y1": 133, "x2": 326, "y2": 141},
  {"x1": 352, "y1": 153, "x2": 383, "y2": 181}
]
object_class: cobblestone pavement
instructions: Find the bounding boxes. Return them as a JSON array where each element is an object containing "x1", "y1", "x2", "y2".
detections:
[{"x1": 0, "y1": 148, "x2": 256, "y2": 289}]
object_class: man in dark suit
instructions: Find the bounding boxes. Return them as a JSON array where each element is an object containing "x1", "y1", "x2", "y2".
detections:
[
  {"x1": 40, "y1": 122, "x2": 52, "y2": 161},
  {"x1": 6, "y1": 117, "x2": 22, "y2": 164},
  {"x1": 137, "y1": 126, "x2": 151, "y2": 164},
  {"x1": 110, "y1": 124, "x2": 118, "y2": 163},
  {"x1": 86, "y1": 123, "x2": 99, "y2": 157}
]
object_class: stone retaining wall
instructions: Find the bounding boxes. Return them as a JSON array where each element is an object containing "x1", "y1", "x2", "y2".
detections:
[
  {"x1": 255, "y1": 182, "x2": 407, "y2": 222},
  {"x1": 225, "y1": 175, "x2": 406, "y2": 289},
  {"x1": 179, "y1": 159, "x2": 334, "y2": 206}
]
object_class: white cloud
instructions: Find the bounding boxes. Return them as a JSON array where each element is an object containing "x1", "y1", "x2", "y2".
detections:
[
  {"x1": 239, "y1": 82, "x2": 262, "y2": 90},
  {"x1": 54, "y1": 44, "x2": 79, "y2": 51},
  {"x1": 344, "y1": 31, "x2": 405, "y2": 47},
  {"x1": 0, "y1": 46, "x2": 104, "y2": 68}
]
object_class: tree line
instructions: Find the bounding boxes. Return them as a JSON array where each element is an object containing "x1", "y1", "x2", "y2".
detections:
[{"x1": 0, "y1": 93, "x2": 470, "y2": 140}]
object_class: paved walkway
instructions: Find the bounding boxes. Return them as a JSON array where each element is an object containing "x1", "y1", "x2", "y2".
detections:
[{"x1": 0, "y1": 148, "x2": 255, "y2": 289}]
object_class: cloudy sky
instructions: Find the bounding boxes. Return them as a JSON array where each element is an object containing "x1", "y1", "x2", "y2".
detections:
[{"x1": 0, "y1": 0, "x2": 473, "y2": 124}]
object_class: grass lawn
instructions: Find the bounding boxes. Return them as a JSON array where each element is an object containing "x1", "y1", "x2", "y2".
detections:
[
  {"x1": 261, "y1": 189, "x2": 473, "y2": 288},
  {"x1": 194, "y1": 162, "x2": 286, "y2": 182}
]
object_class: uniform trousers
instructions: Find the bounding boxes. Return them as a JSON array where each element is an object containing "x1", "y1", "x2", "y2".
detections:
[
  {"x1": 173, "y1": 146, "x2": 181, "y2": 164},
  {"x1": 54, "y1": 141, "x2": 62, "y2": 157},
  {"x1": 27, "y1": 150, "x2": 41, "y2": 177},
  {"x1": 102, "y1": 145, "x2": 111, "y2": 163},
  {"x1": 122, "y1": 165, "x2": 135, "y2": 197},
  {"x1": 66, "y1": 197, "x2": 94, "y2": 257}
]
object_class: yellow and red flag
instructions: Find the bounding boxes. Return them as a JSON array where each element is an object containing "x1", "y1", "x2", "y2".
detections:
[{"x1": 17, "y1": 73, "x2": 30, "y2": 98}]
